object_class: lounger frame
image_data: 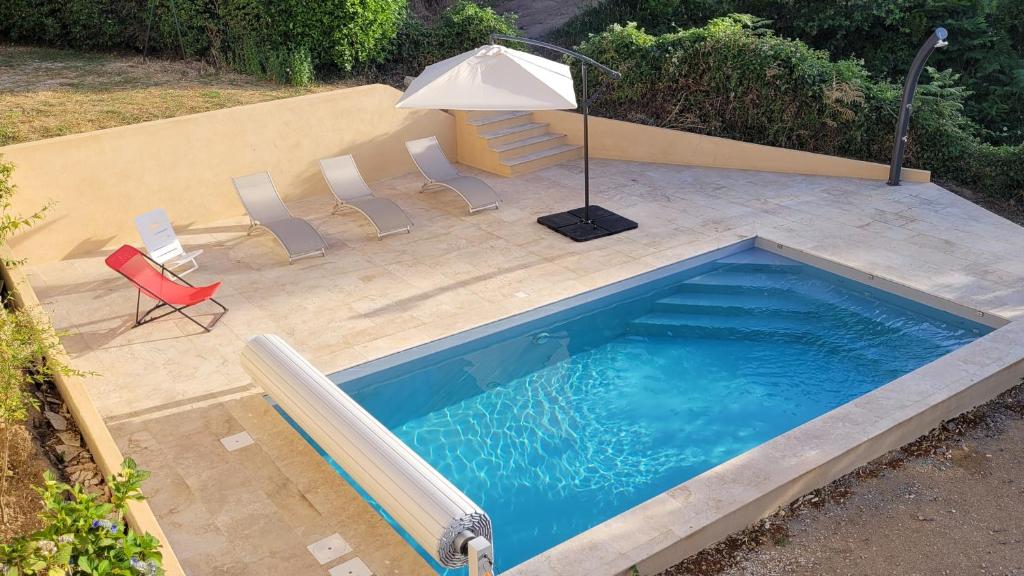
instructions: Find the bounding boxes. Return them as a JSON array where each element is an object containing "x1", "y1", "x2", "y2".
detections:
[
  {"x1": 419, "y1": 181, "x2": 500, "y2": 213},
  {"x1": 406, "y1": 137, "x2": 501, "y2": 213},
  {"x1": 233, "y1": 173, "x2": 328, "y2": 264},
  {"x1": 319, "y1": 156, "x2": 413, "y2": 240}
]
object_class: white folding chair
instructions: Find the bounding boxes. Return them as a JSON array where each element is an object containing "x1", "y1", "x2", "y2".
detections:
[{"x1": 134, "y1": 208, "x2": 203, "y2": 275}]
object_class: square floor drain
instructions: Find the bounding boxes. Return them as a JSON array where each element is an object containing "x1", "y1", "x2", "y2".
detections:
[
  {"x1": 307, "y1": 534, "x2": 352, "y2": 565},
  {"x1": 329, "y1": 558, "x2": 372, "y2": 576},
  {"x1": 219, "y1": 431, "x2": 254, "y2": 452}
]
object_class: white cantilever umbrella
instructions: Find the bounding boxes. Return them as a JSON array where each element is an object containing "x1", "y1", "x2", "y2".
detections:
[
  {"x1": 396, "y1": 44, "x2": 576, "y2": 110},
  {"x1": 397, "y1": 37, "x2": 636, "y2": 242}
]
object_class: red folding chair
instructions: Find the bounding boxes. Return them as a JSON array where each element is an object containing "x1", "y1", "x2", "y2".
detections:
[{"x1": 105, "y1": 245, "x2": 227, "y2": 332}]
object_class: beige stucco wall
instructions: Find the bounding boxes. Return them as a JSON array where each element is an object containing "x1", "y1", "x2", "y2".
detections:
[
  {"x1": 0, "y1": 84, "x2": 455, "y2": 263},
  {"x1": 532, "y1": 110, "x2": 931, "y2": 183}
]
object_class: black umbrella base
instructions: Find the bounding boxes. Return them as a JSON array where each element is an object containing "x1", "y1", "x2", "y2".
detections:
[{"x1": 537, "y1": 205, "x2": 638, "y2": 242}]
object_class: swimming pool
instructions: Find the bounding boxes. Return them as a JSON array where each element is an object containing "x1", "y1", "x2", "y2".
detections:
[{"x1": 329, "y1": 243, "x2": 992, "y2": 572}]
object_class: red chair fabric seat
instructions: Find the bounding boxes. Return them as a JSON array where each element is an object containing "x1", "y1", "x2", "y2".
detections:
[{"x1": 105, "y1": 244, "x2": 226, "y2": 331}]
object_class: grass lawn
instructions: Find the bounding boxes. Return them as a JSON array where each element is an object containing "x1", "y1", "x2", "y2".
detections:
[{"x1": 0, "y1": 45, "x2": 358, "y2": 146}]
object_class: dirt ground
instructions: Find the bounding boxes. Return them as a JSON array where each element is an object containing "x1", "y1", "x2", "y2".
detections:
[
  {"x1": 0, "y1": 45, "x2": 352, "y2": 146},
  {"x1": 660, "y1": 385, "x2": 1024, "y2": 576},
  {"x1": 490, "y1": 0, "x2": 594, "y2": 38},
  {"x1": 0, "y1": 422, "x2": 53, "y2": 542}
]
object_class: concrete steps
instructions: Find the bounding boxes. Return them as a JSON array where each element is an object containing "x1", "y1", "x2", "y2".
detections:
[
  {"x1": 455, "y1": 110, "x2": 581, "y2": 176},
  {"x1": 502, "y1": 144, "x2": 582, "y2": 176}
]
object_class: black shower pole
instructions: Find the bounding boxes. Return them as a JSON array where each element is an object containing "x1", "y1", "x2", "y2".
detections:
[{"x1": 888, "y1": 27, "x2": 949, "y2": 186}]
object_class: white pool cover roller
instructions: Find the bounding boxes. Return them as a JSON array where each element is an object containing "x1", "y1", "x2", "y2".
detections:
[{"x1": 241, "y1": 334, "x2": 492, "y2": 568}]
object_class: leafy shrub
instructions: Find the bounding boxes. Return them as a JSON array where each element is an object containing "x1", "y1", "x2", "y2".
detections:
[
  {"x1": 385, "y1": 1, "x2": 519, "y2": 78},
  {"x1": 0, "y1": 459, "x2": 164, "y2": 575},
  {"x1": 0, "y1": 0, "x2": 408, "y2": 83},
  {"x1": 554, "y1": 0, "x2": 1024, "y2": 145},
  {"x1": 142, "y1": 0, "x2": 213, "y2": 59},
  {"x1": 261, "y1": 0, "x2": 407, "y2": 73},
  {"x1": 0, "y1": 0, "x2": 135, "y2": 50},
  {"x1": 576, "y1": 18, "x2": 1022, "y2": 201}
]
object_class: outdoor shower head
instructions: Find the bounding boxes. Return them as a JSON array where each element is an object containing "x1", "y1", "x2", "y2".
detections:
[{"x1": 935, "y1": 27, "x2": 949, "y2": 48}]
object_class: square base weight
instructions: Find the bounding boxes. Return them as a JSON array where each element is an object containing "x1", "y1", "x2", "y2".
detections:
[{"x1": 537, "y1": 205, "x2": 638, "y2": 242}]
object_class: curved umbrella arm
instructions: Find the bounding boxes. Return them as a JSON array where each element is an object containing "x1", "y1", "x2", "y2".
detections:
[{"x1": 490, "y1": 34, "x2": 622, "y2": 80}]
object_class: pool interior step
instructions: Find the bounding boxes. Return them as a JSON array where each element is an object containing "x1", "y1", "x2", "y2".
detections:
[
  {"x1": 637, "y1": 263, "x2": 920, "y2": 343},
  {"x1": 626, "y1": 312, "x2": 819, "y2": 340},
  {"x1": 714, "y1": 250, "x2": 803, "y2": 267},
  {"x1": 653, "y1": 292, "x2": 818, "y2": 316}
]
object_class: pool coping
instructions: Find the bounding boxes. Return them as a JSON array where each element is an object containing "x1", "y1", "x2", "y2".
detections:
[
  {"x1": 325, "y1": 235, "x2": 1023, "y2": 576},
  {"x1": 501, "y1": 238, "x2": 1024, "y2": 576}
]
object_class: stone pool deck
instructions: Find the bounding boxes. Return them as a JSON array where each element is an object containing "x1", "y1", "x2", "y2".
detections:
[{"x1": 25, "y1": 159, "x2": 1024, "y2": 575}]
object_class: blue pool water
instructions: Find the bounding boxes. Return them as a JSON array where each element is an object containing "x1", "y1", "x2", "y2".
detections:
[{"x1": 332, "y1": 246, "x2": 991, "y2": 571}]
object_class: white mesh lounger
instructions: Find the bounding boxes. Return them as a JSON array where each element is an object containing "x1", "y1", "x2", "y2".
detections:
[
  {"x1": 232, "y1": 171, "x2": 327, "y2": 263},
  {"x1": 319, "y1": 154, "x2": 412, "y2": 239},
  {"x1": 134, "y1": 208, "x2": 203, "y2": 275},
  {"x1": 405, "y1": 136, "x2": 501, "y2": 214}
]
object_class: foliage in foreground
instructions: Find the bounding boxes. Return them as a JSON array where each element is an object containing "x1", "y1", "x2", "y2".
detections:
[
  {"x1": 0, "y1": 303, "x2": 81, "y2": 527},
  {"x1": 0, "y1": 158, "x2": 50, "y2": 267},
  {"x1": 0, "y1": 459, "x2": 164, "y2": 576},
  {"x1": 1, "y1": 155, "x2": 81, "y2": 530},
  {"x1": 554, "y1": 0, "x2": 1024, "y2": 145},
  {"x1": 574, "y1": 17, "x2": 1023, "y2": 202}
]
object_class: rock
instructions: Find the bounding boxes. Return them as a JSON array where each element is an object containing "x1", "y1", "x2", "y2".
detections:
[
  {"x1": 65, "y1": 462, "x2": 96, "y2": 475},
  {"x1": 57, "y1": 432, "x2": 81, "y2": 447},
  {"x1": 44, "y1": 411, "x2": 68, "y2": 431},
  {"x1": 54, "y1": 444, "x2": 83, "y2": 462}
]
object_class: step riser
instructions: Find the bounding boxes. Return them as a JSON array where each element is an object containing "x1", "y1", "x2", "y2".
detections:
[
  {"x1": 467, "y1": 110, "x2": 511, "y2": 121},
  {"x1": 484, "y1": 125, "x2": 550, "y2": 147},
  {"x1": 675, "y1": 283, "x2": 795, "y2": 296},
  {"x1": 652, "y1": 303, "x2": 813, "y2": 316},
  {"x1": 716, "y1": 263, "x2": 803, "y2": 274},
  {"x1": 626, "y1": 324, "x2": 816, "y2": 342},
  {"x1": 472, "y1": 116, "x2": 534, "y2": 134},
  {"x1": 496, "y1": 136, "x2": 569, "y2": 161},
  {"x1": 505, "y1": 147, "x2": 582, "y2": 176}
]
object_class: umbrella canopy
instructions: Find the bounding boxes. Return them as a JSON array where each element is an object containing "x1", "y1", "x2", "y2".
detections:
[{"x1": 395, "y1": 44, "x2": 577, "y2": 111}]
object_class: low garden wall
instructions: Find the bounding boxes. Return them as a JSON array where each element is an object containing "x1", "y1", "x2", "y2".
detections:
[
  {"x1": 0, "y1": 84, "x2": 456, "y2": 264},
  {"x1": 532, "y1": 110, "x2": 931, "y2": 183}
]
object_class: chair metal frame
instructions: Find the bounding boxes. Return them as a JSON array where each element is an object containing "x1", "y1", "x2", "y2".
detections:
[{"x1": 112, "y1": 250, "x2": 228, "y2": 332}]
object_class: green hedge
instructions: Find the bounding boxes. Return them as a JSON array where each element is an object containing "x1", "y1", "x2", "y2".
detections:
[
  {"x1": 384, "y1": 1, "x2": 518, "y2": 79},
  {"x1": 0, "y1": 0, "x2": 408, "y2": 84},
  {"x1": 0, "y1": 1, "x2": 518, "y2": 85},
  {"x1": 0, "y1": 0, "x2": 137, "y2": 50},
  {"x1": 554, "y1": 0, "x2": 1024, "y2": 146},
  {"x1": 576, "y1": 17, "x2": 1022, "y2": 201}
]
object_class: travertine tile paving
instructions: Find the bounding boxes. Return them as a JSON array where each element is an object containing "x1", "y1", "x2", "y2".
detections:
[{"x1": 26, "y1": 159, "x2": 1024, "y2": 575}]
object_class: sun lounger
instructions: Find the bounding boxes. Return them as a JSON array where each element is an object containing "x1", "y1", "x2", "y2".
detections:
[
  {"x1": 232, "y1": 171, "x2": 327, "y2": 263},
  {"x1": 405, "y1": 136, "x2": 500, "y2": 213},
  {"x1": 319, "y1": 154, "x2": 413, "y2": 239}
]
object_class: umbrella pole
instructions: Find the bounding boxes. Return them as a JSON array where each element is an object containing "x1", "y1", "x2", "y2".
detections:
[{"x1": 492, "y1": 34, "x2": 638, "y2": 241}]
